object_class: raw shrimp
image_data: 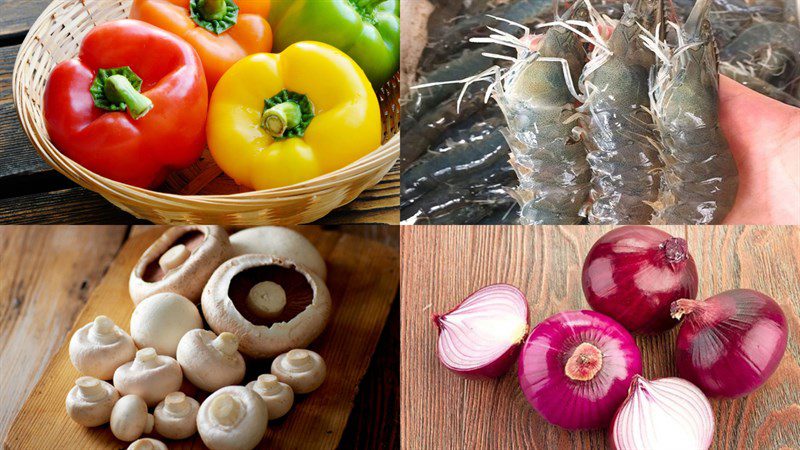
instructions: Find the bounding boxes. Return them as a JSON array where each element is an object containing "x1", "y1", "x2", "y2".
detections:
[
  {"x1": 643, "y1": 0, "x2": 739, "y2": 223},
  {"x1": 720, "y1": 21, "x2": 800, "y2": 92},
  {"x1": 720, "y1": 62, "x2": 800, "y2": 106}
]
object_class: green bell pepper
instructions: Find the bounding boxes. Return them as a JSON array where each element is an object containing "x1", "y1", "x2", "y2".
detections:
[{"x1": 269, "y1": 0, "x2": 399, "y2": 87}]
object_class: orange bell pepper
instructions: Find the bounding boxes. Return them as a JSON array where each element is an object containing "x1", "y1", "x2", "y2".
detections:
[{"x1": 130, "y1": 0, "x2": 272, "y2": 90}]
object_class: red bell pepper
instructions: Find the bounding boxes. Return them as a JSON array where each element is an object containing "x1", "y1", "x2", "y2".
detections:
[{"x1": 43, "y1": 19, "x2": 208, "y2": 188}]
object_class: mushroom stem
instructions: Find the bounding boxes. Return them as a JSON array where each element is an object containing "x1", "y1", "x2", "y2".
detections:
[
  {"x1": 286, "y1": 349, "x2": 313, "y2": 370},
  {"x1": 246, "y1": 281, "x2": 287, "y2": 319},
  {"x1": 76, "y1": 376, "x2": 107, "y2": 401},
  {"x1": 163, "y1": 392, "x2": 191, "y2": 417},
  {"x1": 159, "y1": 244, "x2": 190, "y2": 272},
  {"x1": 89, "y1": 316, "x2": 119, "y2": 344},
  {"x1": 209, "y1": 393, "x2": 242, "y2": 426},
  {"x1": 211, "y1": 332, "x2": 240, "y2": 356},
  {"x1": 132, "y1": 348, "x2": 159, "y2": 369},
  {"x1": 254, "y1": 374, "x2": 281, "y2": 395},
  {"x1": 145, "y1": 414, "x2": 155, "y2": 433}
]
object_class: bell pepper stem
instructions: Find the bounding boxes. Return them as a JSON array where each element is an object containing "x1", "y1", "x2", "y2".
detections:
[
  {"x1": 262, "y1": 102, "x2": 303, "y2": 138},
  {"x1": 198, "y1": 0, "x2": 227, "y2": 20},
  {"x1": 104, "y1": 74, "x2": 153, "y2": 120},
  {"x1": 352, "y1": 0, "x2": 386, "y2": 10}
]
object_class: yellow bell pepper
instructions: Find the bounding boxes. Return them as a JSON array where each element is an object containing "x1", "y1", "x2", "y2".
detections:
[{"x1": 206, "y1": 41, "x2": 382, "y2": 190}]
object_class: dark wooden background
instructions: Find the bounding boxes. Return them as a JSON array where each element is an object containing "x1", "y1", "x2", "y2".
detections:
[
  {"x1": 0, "y1": 225, "x2": 399, "y2": 449},
  {"x1": 401, "y1": 225, "x2": 800, "y2": 449},
  {"x1": 0, "y1": 0, "x2": 399, "y2": 224}
]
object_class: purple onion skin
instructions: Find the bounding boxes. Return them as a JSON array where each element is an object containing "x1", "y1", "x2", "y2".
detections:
[
  {"x1": 518, "y1": 310, "x2": 643, "y2": 430},
  {"x1": 675, "y1": 289, "x2": 788, "y2": 398},
  {"x1": 582, "y1": 226, "x2": 699, "y2": 334}
]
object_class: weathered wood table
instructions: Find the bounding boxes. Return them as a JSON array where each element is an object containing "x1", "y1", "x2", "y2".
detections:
[
  {"x1": 0, "y1": 0, "x2": 399, "y2": 224},
  {"x1": 0, "y1": 225, "x2": 399, "y2": 449},
  {"x1": 401, "y1": 225, "x2": 800, "y2": 449}
]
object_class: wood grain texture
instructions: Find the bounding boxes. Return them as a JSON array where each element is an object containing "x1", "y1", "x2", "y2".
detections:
[
  {"x1": 0, "y1": 1, "x2": 51, "y2": 41},
  {"x1": 400, "y1": 225, "x2": 800, "y2": 450},
  {"x1": 0, "y1": 226, "x2": 127, "y2": 441},
  {"x1": 6, "y1": 225, "x2": 399, "y2": 449}
]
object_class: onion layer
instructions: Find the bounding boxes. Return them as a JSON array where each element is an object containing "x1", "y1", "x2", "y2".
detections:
[
  {"x1": 672, "y1": 289, "x2": 788, "y2": 398},
  {"x1": 433, "y1": 284, "x2": 529, "y2": 378},
  {"x1": 518, "y1": 310, "x2": 642, "y2": 429},
  {"x1": 611, "y1": 376, "x2": 714, "y2": 450},
  {"x1": 582, "y1": 226, "x2": 699, "y2": 334}
]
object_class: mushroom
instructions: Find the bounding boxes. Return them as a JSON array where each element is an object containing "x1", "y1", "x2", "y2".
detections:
[
  {"x1": 130, "y1": 292, "x2": 203, "y2": 357},
  {"x1": 113, "y1": 347, "x2": 183, "y2": 407},
  {"x1": 127, "y1": 438, "x2": 168, "y2": 450},
  {"x1": 197, "y1": 386, "x2": 268, "y2": 450},
  {"x1": 229, "y1": 226, "x2": 327, "y2": 280},
  {"x1": 202, "y1": 255, "x2": 332, "y2": 358},
  {"x1": 65, "y1": 376, "x2": 120, "y2": 427},
  {"x1": 176, "y1": 329, "x2": 246, "y2": 392},
  {"x1": 130, "y1": 226, "x2": 230, "y2": 305},
  {"x1": 154, "y1": 392, "x2": 199, "y2": 440},
  {"x1": 110, "y1": 395, "x2": 154, "y2": 442},
  {"x1": 271, "y1": 349, "x2": 326, "y2": 394},
  {"x1": 69, "y1": 315, "x2": 137, "y2": 380},
  {"x1": 246, "y1": 374, "x2": 294, "y2": 420}
]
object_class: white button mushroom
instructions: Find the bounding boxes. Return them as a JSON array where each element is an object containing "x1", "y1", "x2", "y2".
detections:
[
  {"x1": 197, "y1": 386, "x2": 268, "y2": 450},
  {"x1": 110, "y1": 395, "x2": 154, "y2": 442},
  {"x1": 69, "y1": 315, "x2": 137, "y2": 380},
  {"x1": 176, "y1": 330, "x2": 246, "y2": 392},
  {"x1": 230, "y1": 226, "x2": 327, "y2": 280},
  {"x1": 127, "y1": 438, "x2": 168, "y2": 450},
  {"x1": 270, "y1": 349, "x2": 326, "y2": 394},
  {"x1": 246, "y1": 374, "x2": 294, "y2": 420},
  {"x1": 114, "y1": 348, "x2": 183, "y2": 407},
  {"x1": 130, "y1": 292, "x2": 203, "y2": 357},
  {"x1": 202, "y1": 255, "x2": 332, "y2": 358},
  {"x1": 154, "y1": 392, "x2": 199, "y2": 440},
  {"x1": 130, "y1": 226, "x2": 231, "y2": 305},
  {"x1": 65, "y1": 376, "x2": 120, "y2": 427}
]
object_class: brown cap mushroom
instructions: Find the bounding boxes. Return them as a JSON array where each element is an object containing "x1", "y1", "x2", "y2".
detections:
[
  {"x1": 113, "y1": 348, "x2": 183, "y2": 407},
  {"x1": 127, "y1": 438, "x2": 168, "y2": 450},
  {"x1": 69, "y1": 315, "x2": 137, "y2": 380},
  {"x1": 154, "y1": 392, "x2": 199, "y2": 440},
  {"x1": 229, "y1": 227, "x2": 327, "y2": 280},
  {"x1": 270, "y1": 349, "x2": 326, "y2": 394},
  {"x1": 110, "y1": 395, "x2": 154, "y2": 442},
  {"x1": 246, "y1": 374, "x2": 294, "y2": 420},
  {"x1": 130, "y1": 226, "x2": 230, "y2": 305},
  {"x1": 197, "y1": 386, "x2": 268, "y2": 450},
  {"x1": 130, "y1": 292, "x2": 203, "y2": 357},
  {"x1": 201, "y1": 255, "x2": 332, "y2": 358},
  {"x1": 176, "y1": 329, "x2": 246, "y2": 392},
  {"x1": 66, "y1": 376, "x2": 120, "y2": 427}
]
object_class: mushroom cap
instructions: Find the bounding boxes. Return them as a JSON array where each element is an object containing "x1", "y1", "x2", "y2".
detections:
[
  {"x1": 110, "y1": 395, "x2": 154, "y2": 442},
  {"x1": 271, "y1": 349, "x2": 327, "y2": 394},
  {"x1": 130, "y1": 293, "x2": 203, "y2": 357},
  {"x1": 230, "y1": 227, "x2": 327, "y2": 280},
  {"x1": 202, "y1": 255, "x2": 332, "y2": 358},
  {"x1": 113, "y1": 349, "x2": 183, "y2": 407},
  {"x1": 128, "y1": 438, "x2": 168, "y2": 450},
  {"x1": 130, "y1": 226, "x2": 231, "y2": 305},
  {"x1": 69, "y1": 317, "x2": 137, "y2": 380},
  {"x1": 65, "y1": 376, "x2": 120, "y2": 427},
  {"x1": 176, "y1": 329, "x2": 246, "y2": 392},
  {"x1": 197, "y1": 386, "x2": 268, "y2": 450},
  {"x1": 246, "y1": 374, "x2": 294, "y2": 420},
  {"x1": 154, "y1": 392, "x2": 199, "y2": 440}
]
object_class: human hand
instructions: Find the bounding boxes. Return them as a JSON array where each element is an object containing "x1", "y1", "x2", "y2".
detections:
[{"x1": 719, "y1": 75, "x2": 800, "y2": 224}]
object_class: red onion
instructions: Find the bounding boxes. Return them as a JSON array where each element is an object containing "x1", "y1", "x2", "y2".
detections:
[
  {"x1": 582, "y1": 226, "x2": 699, "y2": 334},
  {"x1": 433, "y1": 284, "x2": 529, "y2": 378},
  {"x1": 611, "y1": 376, "x2": 714, "y2": 450},
  {"x1": 672, "y1": 289, "x2": 788, "y2": 398},
  {"x1": 518, "y1": 310, "x2": 642, "y2": 429}
]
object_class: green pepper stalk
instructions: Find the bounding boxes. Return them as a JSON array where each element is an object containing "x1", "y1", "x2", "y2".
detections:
[
  {"x1": 260, "y1": 90, "x2": 315, "y2": 140},
  {"x1": 198, "y1": 0, "x2": 227, "y2": 20},
  {"x1": 89, "y1": 67, "x2": 153, "y2": 120},
  {"x1": 190, "y1": 0, "x2": 239, "y2": 34}
]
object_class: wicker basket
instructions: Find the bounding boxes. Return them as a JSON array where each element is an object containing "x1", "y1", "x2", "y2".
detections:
[{"x1": 13, "y1": 0, "x2": 400, "y2": 224}]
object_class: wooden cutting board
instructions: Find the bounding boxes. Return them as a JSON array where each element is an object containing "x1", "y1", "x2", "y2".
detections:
[{"x1": 6, "y1": 226, "x2": 399, "y2": 449}]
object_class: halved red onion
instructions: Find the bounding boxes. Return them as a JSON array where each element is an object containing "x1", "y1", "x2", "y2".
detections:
[
  {"x1": 672, "y1": 289, "x2": 788, "y2": 398},
  {"x1": 582, "y1": 226, "x2": 699, "y2": 334},
  {"x1": 611, "y1": 376, "x2": 714, "y2": 450},
  {"x1": 433, "y1": 284, "x2": 528, "y2": 378},
  {"x1": 518, "y1": 310, "x2": 642, "y2": 429}
]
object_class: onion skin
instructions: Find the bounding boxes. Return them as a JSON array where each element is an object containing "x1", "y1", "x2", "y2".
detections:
[
  {"x1": 673, "y1": 289, "x2": 788, "y2": 398},
  {"x1": 518, "y1": 310, "x2": 642, "y2": 430},
  {"x1": 582, "y1": 226, "x2": 699, "y2": 334},
  {"x1": 611, "y1": 376, "x2": 714, "y2": 450},
  {"x1": 433, "y1": 284, "x2": 529, "y2": 378}
]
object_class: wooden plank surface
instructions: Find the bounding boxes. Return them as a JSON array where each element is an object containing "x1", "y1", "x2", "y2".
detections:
[
  {"x1": 0, "y1": 1, "x2": 51, "y2": 41},
  {"x1": 2, "y1": 225, "x2": 400, "y2": 449},
  {"x1": 400, "y1": 225, "x2": 800, "y2": 450}
]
